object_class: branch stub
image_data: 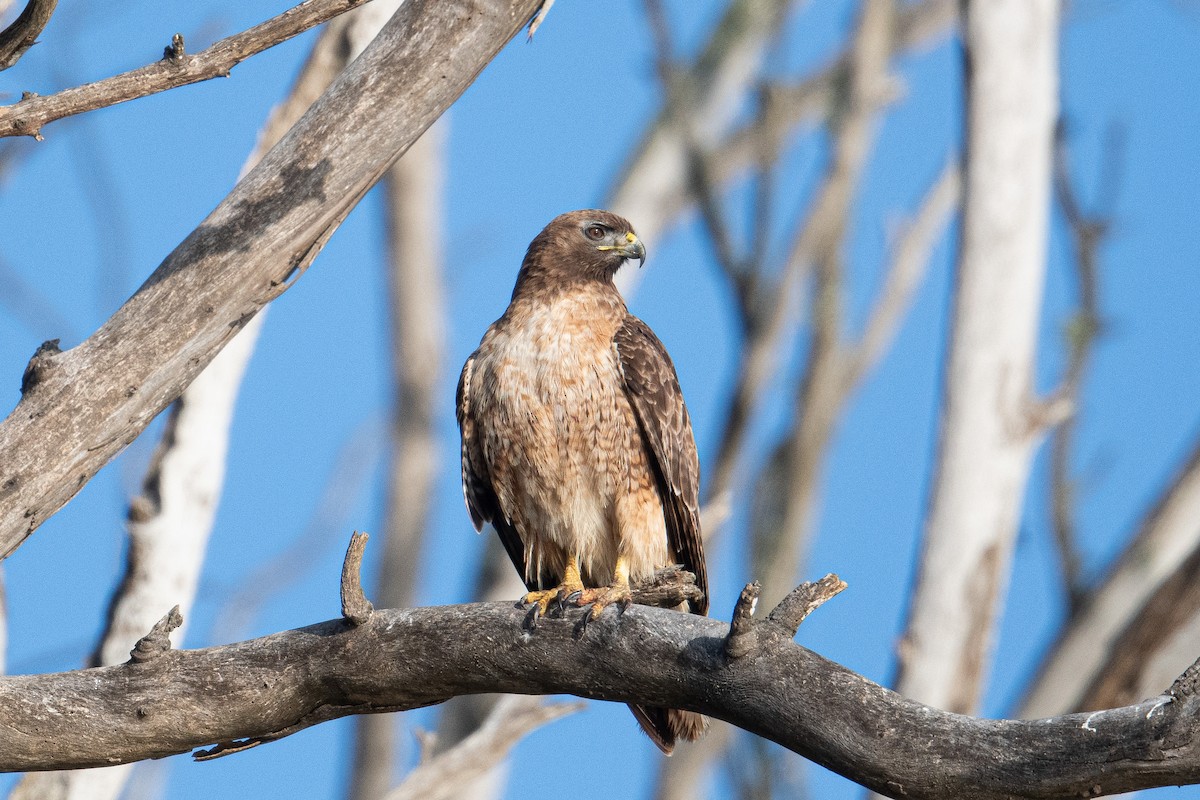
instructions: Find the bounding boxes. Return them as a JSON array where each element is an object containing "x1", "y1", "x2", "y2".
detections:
[
  {"x1": 724, "y1": 581, "x2": 760, "y2": 659},
  {"x1": 128, "y1": 605, "x2": 183, "y2": 664},
  {"x1": 20, "y1": 338, "x2": 61, "y2": 397},
  {"x1": 765, "y1": 573, "x2": 846, "y2": 638},
  {"x1": 341, "y1": 531, "x2": 374, "y2": 624}
]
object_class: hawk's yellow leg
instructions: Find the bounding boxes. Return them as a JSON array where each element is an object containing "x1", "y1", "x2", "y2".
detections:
[
  {"x1": 521, "y1": 555, "x2": 586, "y2": 617},
  {"x1": 520, "y1": 555, "x2": 634, "y2": 620}
]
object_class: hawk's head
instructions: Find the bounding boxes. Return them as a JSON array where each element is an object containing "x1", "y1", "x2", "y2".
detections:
[{"x1": 520, "y1": 209, "x2": 646, "y2": 285}]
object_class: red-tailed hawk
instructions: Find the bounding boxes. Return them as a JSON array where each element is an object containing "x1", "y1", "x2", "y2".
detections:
[{"x1": 456, "y1": 209, "x2": 708, "y2": 753}]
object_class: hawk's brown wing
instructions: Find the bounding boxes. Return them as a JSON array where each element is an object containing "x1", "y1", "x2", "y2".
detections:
[
  {"x1": 456, "y1": 354, "x2": 538, "y2": 591},
  {"x1": 614, "y1": 315, "x2": 708, "y2": 614}
]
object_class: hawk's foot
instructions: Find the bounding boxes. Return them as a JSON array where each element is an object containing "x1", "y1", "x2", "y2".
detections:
[
  {"x1": 579, "y1": 581, "x2": 633, "y2": 624},
  {"x1": 581, "y1": 556, "x2": 633, "y2": 623},
  {"x1": 520, "y1": 555, "x2": 586, "y2": 622},
  {"x1": 520, "y1": 584, "x2": 583, "y2": 620}
]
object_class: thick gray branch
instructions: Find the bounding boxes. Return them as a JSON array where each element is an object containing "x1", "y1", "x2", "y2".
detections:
[
  {"x1": 0, "y1": 0, "x2": 542, "y2": 560},
  {"x1": 1, "y1": 596, "x2": 1199, "y2": 800}
]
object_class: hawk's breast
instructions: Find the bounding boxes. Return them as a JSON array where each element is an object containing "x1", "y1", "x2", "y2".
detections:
[{"x1": 469, "y1": 290, "x2": 664, "y2": 586}]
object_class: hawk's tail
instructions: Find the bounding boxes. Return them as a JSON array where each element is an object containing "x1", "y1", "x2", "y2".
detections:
[{"x1": 629, "y1": 704, "x2": 708, "y2": 755}]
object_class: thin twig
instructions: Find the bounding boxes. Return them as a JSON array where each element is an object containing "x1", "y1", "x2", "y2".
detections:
[
  {"x1": 0, "y1": 253, "x2": 78, "y2": 340},
  {"x1": 608, "y1": 0, "x2": 796, "y2": 265},
  {"x1": 1047, "y1": 120, "x2": 1119, "y2": 614},
  {"x1": 747, "y1": 84, "x2": 777, "y2": 290},
  {"x1": 640, "y1": 0, "x2": 754, "y2": 318},
  {"x1": 687, "y1": 140, "x2": 749, "y2": 306},
  {"x1": 707, "y1": 7, "x2": 900, "y2": 508},
  {"x1": 641, "y1": 0, "x2": 675, "y2": 88},
  {"x1": 844, "y1": 161, "x2": 961, "y2": 390}
]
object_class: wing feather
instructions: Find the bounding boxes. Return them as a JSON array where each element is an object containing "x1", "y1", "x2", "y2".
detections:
[
  {"x1": 613, "y1": 316, "x2": 708, "y2": 614},
  {"x1": 456, "y1": 354, "x2": 535, "y2": 590}
]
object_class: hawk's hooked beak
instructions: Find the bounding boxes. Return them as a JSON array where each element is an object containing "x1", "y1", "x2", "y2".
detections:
[{"x1": 615, "y1": 232, "x2": 646, "y2": 268}]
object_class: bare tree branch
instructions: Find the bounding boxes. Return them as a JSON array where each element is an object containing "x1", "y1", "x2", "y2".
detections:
[
  {"x1": 1022, "y1": 435, "x2": 1200, "y2": 718},
  {"x1": 1077, "y1": 540, "x2": 1200, "y2": 712},
  {"x1": 0, "y1": 0, "x2": 545, "y2": 560},
  {"x1": 685, "y1": 164, "x2": 951, "y2": 800},
  {"x1": 657, "y1": 2, "x2": 942, "y2": 795},
  {"x1": 704, "y1": 2, "x2": 904, "y2": 512},
  {"x1": 0, "y1": 566, "x2": 6, "y2": 674},
  {"x1": 894, "y1": 0, "x2": 1060, "y2": 715},
  {"x1": 382, "y1": 696, "x2": 580, "y2": 800},
  {"x1": 375, "y1": 120, "x2": 446, "y2": 613},
  {"x1": 0, "y1": 0, "x2": 378, "y2": 139},
  {"x1": 609, "y1": 0, "x2": 957, "y2": 256},
  {"x1": 844, "y1": 160, "x2": 961, "y2": 389},
  {"x1": 11, "y1": 321, "x2": 263, "y2": 798},
  {"x1": 206, "y1": 5, "x2": 398, "y2": 651},
  {"x1": 349, "y1": 122, "x2": 447, "y2": 799},
  {"x1": 0, "y1": 0, "x2": 56, "y2": 70},
  {"x1": 609, "y1": 0, "x2": 797, "y2": 259},
  {"x1": 2, "y1": 574, "x2": 1200, "y2": 800}
]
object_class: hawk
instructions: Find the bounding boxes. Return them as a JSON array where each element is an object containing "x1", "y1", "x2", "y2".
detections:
[{"x1": 456, "y1": 209, "x2": 708, "y2": 753}]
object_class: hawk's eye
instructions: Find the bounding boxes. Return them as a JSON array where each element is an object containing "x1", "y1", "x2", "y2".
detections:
[{"x1": 585, "y1": 224, "x2": 606, "y2": 241}]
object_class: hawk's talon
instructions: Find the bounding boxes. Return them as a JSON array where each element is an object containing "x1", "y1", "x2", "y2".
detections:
[
  {"x1": 520, "y1": 588, "x2": 557, "y2": 619},
  {"x1": 523, "y1": 603, "x2": 544, "y2": 630}
]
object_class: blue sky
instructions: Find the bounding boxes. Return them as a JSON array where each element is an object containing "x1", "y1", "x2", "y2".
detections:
[{"x1": 1, "y1": 1, "x2": 1199, "y2": 798}]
